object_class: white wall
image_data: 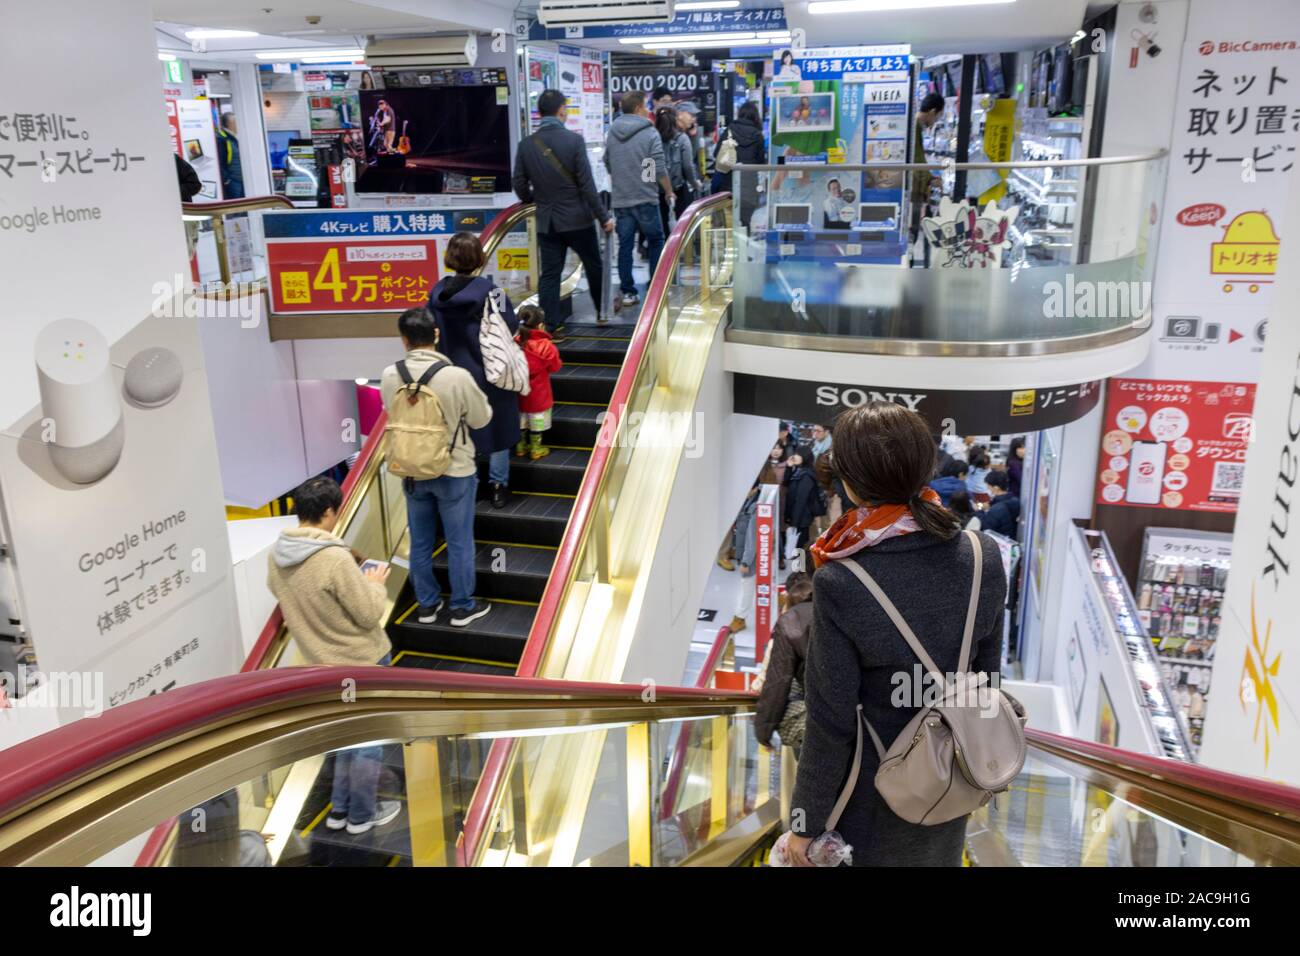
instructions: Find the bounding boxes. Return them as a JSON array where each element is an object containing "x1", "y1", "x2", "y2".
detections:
[
  {"x1": 620, "y1": 323, "x2": 777, "y2": 685},
  {"x1": 228, "y1": 516, "x2": 297, "y2": 657}
]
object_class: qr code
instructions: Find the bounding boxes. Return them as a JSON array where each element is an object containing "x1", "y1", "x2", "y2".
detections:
[{"x1": 1211, "y1": 461, "x2": 1246, "y2": 496}]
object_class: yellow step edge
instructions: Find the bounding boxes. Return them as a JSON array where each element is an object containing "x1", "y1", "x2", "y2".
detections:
[{"x1": 393, "y1": 649, "x2": 516, "y2": 670}]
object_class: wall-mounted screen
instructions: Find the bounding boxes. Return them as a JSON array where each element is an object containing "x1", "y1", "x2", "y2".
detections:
[
  {"x1": 266, "y1": 129, "x2": 300, "y2": 171},
  {"x1": 772, "y1": 92, "x2": 836, "y2": 134}
]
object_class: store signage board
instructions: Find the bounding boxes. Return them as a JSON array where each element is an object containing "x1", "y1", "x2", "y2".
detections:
[
  {"x1": 754, "y1": 485, "x2": 779, "y2": 664},
  {"x1": 1134, "y1": 0, "x2": 1300, "y2": 384},
  {"x1": 1093, "y1": 378, "x2": 1256, "y2": 513},
  {"x1": 263, "y1": 209, "x2": 499, "y2": 314},
  {"x1": 732, "y1": 374, "x2": 1101, "y2": 436},
  {"x1": 529, "y1": 8, "x2": 787, "y2": 41}
]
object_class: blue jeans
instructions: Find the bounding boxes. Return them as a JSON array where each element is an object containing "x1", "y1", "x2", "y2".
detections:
[
  {"x1": 615, "y1": 203, "x2": 664, "y2": 294},
  {"x1": 488, "y1": 448, "x2": 509, "y2": 487},
  {"x1": 330, "y1": 653, "x2": 390, "y2": 825},
  {"x1": 405, "y1": 473, "x2": 478, "y2": 612}
]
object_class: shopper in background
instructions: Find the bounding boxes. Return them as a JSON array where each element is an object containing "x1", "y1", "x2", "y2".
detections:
[
  {"x1": 784, "y1": 448, "x2": 823, "y2": 554},
  {"x1": 513, "y1": 89, "x2": 614, "y2": 329},
  {"x1": 1007, "y1": 436, "x2": 1026, "y2": 500},
  {"x1": 175, "y1": 154, "x2": 202, "y2": 202},
  {"x1": 514, "y1": 305, "x2": 562, "y2": 461},
  {"x1": 425, "y1": 232, "x2": 520, "y2": 512},
  {"x1": 672, "y1": 106, "x2": 703, "y2": 213},
  {"x1": 266, "y1": 476, "x2": 400, "y2": 836},
  {"x1": 655, "y1": 107, "x2": 682, "y2": 237},
  {"x1": 605, "y1": 91, "x2": 673, "y2": 308},
  {"x1": 910, "y1": 92, "x2": 944, "y2": 239},
  {"x1": 652, "y1": 86, "x2": 675, "y2": 112},
  {"x1": 755, "y1": 571, "x2": 815, "y2": 754},
  {"x1": 216, "y1": 111, "x2": 244, "y2": 200},
  {"x1": 928, "y1": 458, "x2": 969, "y2": 507},
  {"x1": 933, "y1": 433, "x2": 953, "y2": 478},
  {"x1": 966, "y1": 447, "x2": 991, "y2": 506},
  {"x1": 381, "y1": 305, "x2": 493, "y2": 629},
  {"x1": 715, "y1": 100, "x2": 766, "y2": 224},
  {"x1": 981, "y1": 468, "x2": 1021, "y2": 538},
  {"x1": 949, "y1": 488, "x2": 981, "y2": 531},
  {"x1": 786, "y1": 402, "x2": 1006, "y2": 867}
]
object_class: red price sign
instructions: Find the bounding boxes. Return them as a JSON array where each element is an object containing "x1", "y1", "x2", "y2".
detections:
[
  {"x1": 266, "y1": 238, "x2": 439, "y2": 314},
  {"x1": 582, "y1": 61, "x2": 603, "y2": 93}
]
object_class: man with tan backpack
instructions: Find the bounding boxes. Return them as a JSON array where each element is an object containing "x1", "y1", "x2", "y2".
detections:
[{"x1": 381, "y1": 306, "x2": 493, "y2": 628}]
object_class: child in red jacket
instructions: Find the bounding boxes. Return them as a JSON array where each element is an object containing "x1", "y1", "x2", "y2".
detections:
[{"x1": 515, "y1": 305, "x2": 563, "y2": 461}]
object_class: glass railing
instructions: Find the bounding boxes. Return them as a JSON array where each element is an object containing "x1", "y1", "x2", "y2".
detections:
[
  {"x1": 727, "y1": 151, "x2": 1166, "y2": 355},
  {"x1": 0, "y1": 670, "x2": 777, "y2": 867},
  {"x1": 182, "y1": 195, "x2": 296, "y2": 288}
]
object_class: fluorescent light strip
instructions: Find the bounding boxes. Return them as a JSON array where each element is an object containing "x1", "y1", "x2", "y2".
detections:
[
  {"x1": 676, "y1": 1, "x2": 742, "y2": 8},
  {"x1": 158, "y1": 53, "x2": 178, "y2": 61},
  {"x1": 808, "y1": 0, "x2": 1014, "y2": 14},
  {"x1": 619, "y1": 31, "x2": 755, "y2": 45},
  {"x1": 643, "y1": 33, "x2": 791, "y2": 49},
  {"x1": 184, "y1": 29, "x2": 260, "y2": 39},
  {"x1": 255, "y1": 49, "x2": 365, "y2": 60}
]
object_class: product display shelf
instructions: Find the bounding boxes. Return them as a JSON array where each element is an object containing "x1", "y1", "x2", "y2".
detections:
[{"x1": 1085, "y1": 531, "x2": 1193, "y2": 762}]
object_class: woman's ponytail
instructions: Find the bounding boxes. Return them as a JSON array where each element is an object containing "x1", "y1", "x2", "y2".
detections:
[{"x1": 910, "y1": 492, "x2": 961, "y2": 540}]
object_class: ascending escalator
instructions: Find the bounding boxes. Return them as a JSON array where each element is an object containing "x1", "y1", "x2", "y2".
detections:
[{"x1": 388, "y1": 321, "x2": 634, "y2": 673}]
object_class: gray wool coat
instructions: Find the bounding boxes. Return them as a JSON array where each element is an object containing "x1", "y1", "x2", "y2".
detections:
[{"x1": 790, "y1": 530, "x2": 1006, "y2": 866}]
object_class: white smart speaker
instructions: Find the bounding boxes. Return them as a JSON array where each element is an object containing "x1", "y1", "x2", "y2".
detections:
[{"x1": 35, "y1": 318, "x2": 125, "y2": 484}]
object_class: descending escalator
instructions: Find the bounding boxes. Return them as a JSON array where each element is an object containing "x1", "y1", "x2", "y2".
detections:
[{"x1": 388, "y1": 321, "x2": 634, "y2": 674}]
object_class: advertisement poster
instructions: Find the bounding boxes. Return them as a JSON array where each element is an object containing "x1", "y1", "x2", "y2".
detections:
[
  {"x1": 753, "y1": 486, "x2": 778, "y2": 663},
  {"x1": 609, "y1": 66, "x2": 716, "y2": 133},
  {"x1": 526, "y1": 46, "x2": 558, "y2": 132},
  {"x1": 1094, "y1": 378, "x2": 1257, "y2": 513},
  {"x1": 308, "y1": 91, "x2": 360, "y2": 131},
  {"x1": 1141, "y1": 0, "x2": 1300, "y2": 383},
  {"x1": 173, "y1": 98, "x2": 222, "y2": 200},
  {"x1": 263, "y1": 209, "x2": 497, "y2": 313},
  {"x1": 580, "y1": 54, "x2": 607, "y2": 147}
]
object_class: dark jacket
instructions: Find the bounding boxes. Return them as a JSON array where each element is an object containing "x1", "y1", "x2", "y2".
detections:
[
  {"x1": 427, "y1": 275, "x2": 520, "y2": 455},
  {"x1": 513, "y1": 120, "x2": 607, "y2": 234},
  {"x1": 716, "y1": 117, "x2": 766, "y2": 166},
  {"x1": 792, "y1": 531, "x2": 1007, "y2": 866},
  {"x1": 755, "y1": 600, "x2": 814, "y2": 744},
  {"x1": 1007, "y1": 455, "x2": 1024, "y2": 499},
  {"x1": 981, "y1": 492, "x2": 1021, "y2": 538},
  {"x1": 784, "y1": 465, "x2": 821, "y2": 530},
  {"x1": 176, "y1": 154, "x2": 202, "y2": 202},
  {"x1": 927, "y1": 475, "x2": 966, "y2": 507}
]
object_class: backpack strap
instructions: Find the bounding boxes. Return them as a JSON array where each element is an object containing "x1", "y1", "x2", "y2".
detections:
[
  {"x1": 397, "y1": 359, "x2": 448, "y2": 406},
  {"x1": 530, "y1": 133, "x2": 577, "y2": 185}
]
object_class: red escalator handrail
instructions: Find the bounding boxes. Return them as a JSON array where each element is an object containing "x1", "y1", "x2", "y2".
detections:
[
  {"x1": 1025, "y1": 728, "x2": 1300, "y2": 818},
  {"x1": 0, "y1": 667, "x2": 754, "y2": 825},
  {"x1": 514, "y1": 192, "x2": 732, "y2": 679}
]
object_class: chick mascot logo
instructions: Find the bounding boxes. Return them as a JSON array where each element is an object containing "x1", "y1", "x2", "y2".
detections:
[{"x1": 1211, "y1": 210, "x2": 1280, "y2": 293}]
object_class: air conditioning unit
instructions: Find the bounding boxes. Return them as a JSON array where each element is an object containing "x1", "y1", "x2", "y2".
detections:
[
  {"x1": 537, "y1": 0, "x2": 675, "y2": 28},
  {"x1": 364, "y1": 36, "x2": 471, "y2": 69}
]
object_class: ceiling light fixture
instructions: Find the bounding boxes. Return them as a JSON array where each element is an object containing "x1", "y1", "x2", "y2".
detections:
[
  {"x1": 642, "y1": 32, "x2": 792, "y2": 49},
  {"x1": 625, "y1": 31, "x2": 759, "y2": 45},
  {"x1": 255, "y1": 49, "x2": 365, "y2": 60},
  {"x1": 184, "y1": 29, "x2": 260, "y2": 39},
  {"x1": 157, "y1": 52, "x2": 178, "y2": 61},
  {"x1": 808, "y1": 0, "x2": 1014, "y2": 15}
]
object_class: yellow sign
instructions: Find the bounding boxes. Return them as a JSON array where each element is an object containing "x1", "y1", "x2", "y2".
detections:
[
  {"x1": 497, "y1": 247, "x2": 529, "y2": 271},
  {"x1": 1010, "y1": 389, "x2": 1036, "y2": 416},
  {"x1": 279, "y1": 270, "x2": 311, "y2": 305},
  {"x1": 977, "y1": 98, "x2": 1017, "y2": 207}
]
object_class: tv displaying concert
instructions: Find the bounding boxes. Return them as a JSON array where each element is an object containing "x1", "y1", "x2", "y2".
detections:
[{"x1": 356, "y1": 87, "x2": 511, "y2": 195}]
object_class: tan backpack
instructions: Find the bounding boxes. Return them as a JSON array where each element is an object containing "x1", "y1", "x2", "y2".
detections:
[
  {"x1": 384, "y1": 360, "x2": 467, "y2": 480},
  {"x1": 824, "y1": 530, "x2": 1027, "y2": 829}
]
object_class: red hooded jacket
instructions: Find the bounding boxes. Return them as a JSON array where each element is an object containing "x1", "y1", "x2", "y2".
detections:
[{"x1": 518, "y1": 328, "x2": 562, "y2": 413}]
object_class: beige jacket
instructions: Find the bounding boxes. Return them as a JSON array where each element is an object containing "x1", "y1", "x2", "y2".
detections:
[
  {"x1": 266, "y1": 526, "x2": 391, "y2": 666},
  {"x1": 380, "y1": 347, "x2": 492, "y2": 478}
]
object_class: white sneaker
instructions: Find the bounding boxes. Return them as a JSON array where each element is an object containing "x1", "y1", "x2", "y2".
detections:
[
  {"x1": 621, "y1": 292, "x2": 640, "y2": 307},
  {"x1": 325, "y1": 813, "x2": 348, "y2": 831},
  {"x1": 345, "y1": 799, "x2": 403, "y2": 835},
  {"x1": 417, "y1": 600, "x2": 444, "y2": 624}
]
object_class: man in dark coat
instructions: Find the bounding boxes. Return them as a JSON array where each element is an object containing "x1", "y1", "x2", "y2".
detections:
[
  {"x1": 981, "y1": 469, "x2": 1021, "y2": 538},
  {"x1": 513, "y1": 89, "x2": 613, "y2": 328},
  {"x1": 783, "y1": 449, "x2": 823, "y2": 552}
]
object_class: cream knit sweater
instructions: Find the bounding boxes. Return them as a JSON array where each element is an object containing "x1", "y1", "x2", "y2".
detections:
[{"x1": 266, "y1": 526, "x2": 391, "y2": 666}]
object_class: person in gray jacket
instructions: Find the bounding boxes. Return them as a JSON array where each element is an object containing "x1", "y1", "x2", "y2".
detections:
[
  {"x1": 605, "y1": 91, "x2": 675, "y2": 307},
  {"x1": 513, "y1": 89, "x2": 614, "y2": 327}
]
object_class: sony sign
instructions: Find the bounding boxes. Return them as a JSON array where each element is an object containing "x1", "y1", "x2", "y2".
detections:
[{"x1": 815, "y1": 386, "x2": 927, "y2": 411}]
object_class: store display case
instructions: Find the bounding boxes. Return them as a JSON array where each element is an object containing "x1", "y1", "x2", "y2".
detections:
[
  {"x1": 1135, "y1": 528, "x2": 1231, "y2": 755},
  {"x1": 1082, "y1": 529, "x2": 1193, "y2": 761}
]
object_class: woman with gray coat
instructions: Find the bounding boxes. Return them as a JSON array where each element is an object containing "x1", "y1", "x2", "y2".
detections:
[{"x1": 786, "y1": 403, "x2": 1006, "y2": 866}]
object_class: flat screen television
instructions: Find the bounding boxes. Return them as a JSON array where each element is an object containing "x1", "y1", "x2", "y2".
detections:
[
  {"x1": 266, "y1": 130, "x2": 299, "y2": 171},
  {"x1": 945, "y1": 61, "x2": 962, "y2": 97},
  {"x1": 1048, "y1": 44, "x2": 1073, "y2": 114},
  {"x1": 981, "y1": 53, "x2": 1006, "y2": 97},
  {"x1": 356, "y1": 86, "x2": 511, "y2": 195}
]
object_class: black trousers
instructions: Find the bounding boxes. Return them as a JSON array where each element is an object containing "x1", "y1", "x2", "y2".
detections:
[{"x1": 538, "y1": 224, "x2": 604, "y2": 325}]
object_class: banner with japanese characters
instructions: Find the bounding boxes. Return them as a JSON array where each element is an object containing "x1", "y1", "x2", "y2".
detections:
[
  {"x1": 1095, "y1": 378, "x2": 1257, "y2": 513},
  {"x1": 263, "y1": 208, "x2": 498, "y2": 314},
  {"x1": 1142, "y1": 0, "x2": 1300, "y2": 383}
]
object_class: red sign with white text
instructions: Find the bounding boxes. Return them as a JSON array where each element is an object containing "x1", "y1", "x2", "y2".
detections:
[
  {"x1": 582, "y1": 61, "x2": 603, "y2": 93},
  {"x1": 266, "y1": 238, "x2": 438, "y2": 313},
  {"x1": 754, "y1": 495, "x2": 776, "y2": 663},
  {"x1": 1095, "y1": 378, "x2": 1256, "y2": 512}
]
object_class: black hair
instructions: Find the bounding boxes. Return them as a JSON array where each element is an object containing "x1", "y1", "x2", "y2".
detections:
[
  {"x1": 294, "y1": 476, "x2": 343, "y2": 524},
  {"x1": 655, "y1": 106, "x2": 677, "y2": 142},
  {"x1": 969, "y1": 451, "x2": 991, "y2": 470},
  {"x1": 652, "y1": 85, "x2": 672, "y2": 102},
  {"x1": 398, "y1": 305, "x2": 438, "y2": 347},
  {"x1": 780, "y1": 50, "x2": 794, "y2": 65},
  {"x1": 516, "y1": 303, "x2": 545, "y2": 344},
  {"x1": 941, "y1": 458, "x2": 969, "y2": 479},
  {"x1": 537, "y1": 89, "x2": 567, "y2": 117},
  {"x1": 827, "y1": 178, "x2": 840, "y2": 191},
  {"x1": 738, "y1": 101, "x2": 762, "y2": 125},
  {"x1": 784, "y1": 571, "x2": 814, "y2": 606},
  {"x1": 920, "y1": 92, "x2": 945, "y2": 114},
  {"x1": 987, "y1": 468, "x2": 1010, "y2": 491},
  {"x1": 1009, "y1": 436, "x2": 1026, "y2": 458},
  {"x1": 948, "y1": 489, "x2": 973, "y2": 518}
]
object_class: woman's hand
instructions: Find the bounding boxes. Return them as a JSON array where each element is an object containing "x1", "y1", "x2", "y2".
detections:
[{"x1": 785, "y1": 833, "x2": 815, "y2": 867}]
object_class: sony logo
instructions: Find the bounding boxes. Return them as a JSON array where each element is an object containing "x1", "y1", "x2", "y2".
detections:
[{"x1": 815, "y1": 386, "x2": 926, "y2": 411}]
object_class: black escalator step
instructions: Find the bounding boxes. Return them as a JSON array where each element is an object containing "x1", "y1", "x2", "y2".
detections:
[
  {"x1": 393, "y1": 650, "x2": 515, "y2": 675},
  {"x1": 550, "y1": 403, "x2": 604, "y2": 447},
  {"x1": 391, "y1": 600, "x2": 535, "y2": 664},
  {"x1": 557, "y1": 322, "x2": 634, "y2": 339},
  {"x1": 483, "y1": 449, "x2": 589, "y2": 495},
  {"x1": 551, "y1": 364, "x2": 620, "y2": 404},
  {"x1": 472, "y1": 493, "x2": 572, "y2": 547},
  {"x1": 556, "y1": 337, "x2": 630, "y2": 364},
  {"x1": 433, "y1": 542, "x2": 555, "y2": 602}
]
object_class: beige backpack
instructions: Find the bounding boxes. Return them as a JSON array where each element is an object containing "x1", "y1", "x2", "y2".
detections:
[
  {"x1": 384, "y1": 359, "x2": 467, "y2": 480},
  {"x1": 825, "y1": 530, "x2": 1027, "y2": 829}
]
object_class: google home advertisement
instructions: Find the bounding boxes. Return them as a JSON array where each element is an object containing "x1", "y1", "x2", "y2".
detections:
[{"x1": 0, "y1": 0, "x2": 241, "y2": 732}]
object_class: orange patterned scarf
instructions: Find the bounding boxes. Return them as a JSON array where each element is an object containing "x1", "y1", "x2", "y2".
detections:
[{"x1": 810, "y1": 487, "x2": 943, "y2": 569}]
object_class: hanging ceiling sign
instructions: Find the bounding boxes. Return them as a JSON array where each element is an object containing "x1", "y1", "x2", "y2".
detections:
[{"x1": 530, "y1": 8, "x2": 787, "y2": 41}]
